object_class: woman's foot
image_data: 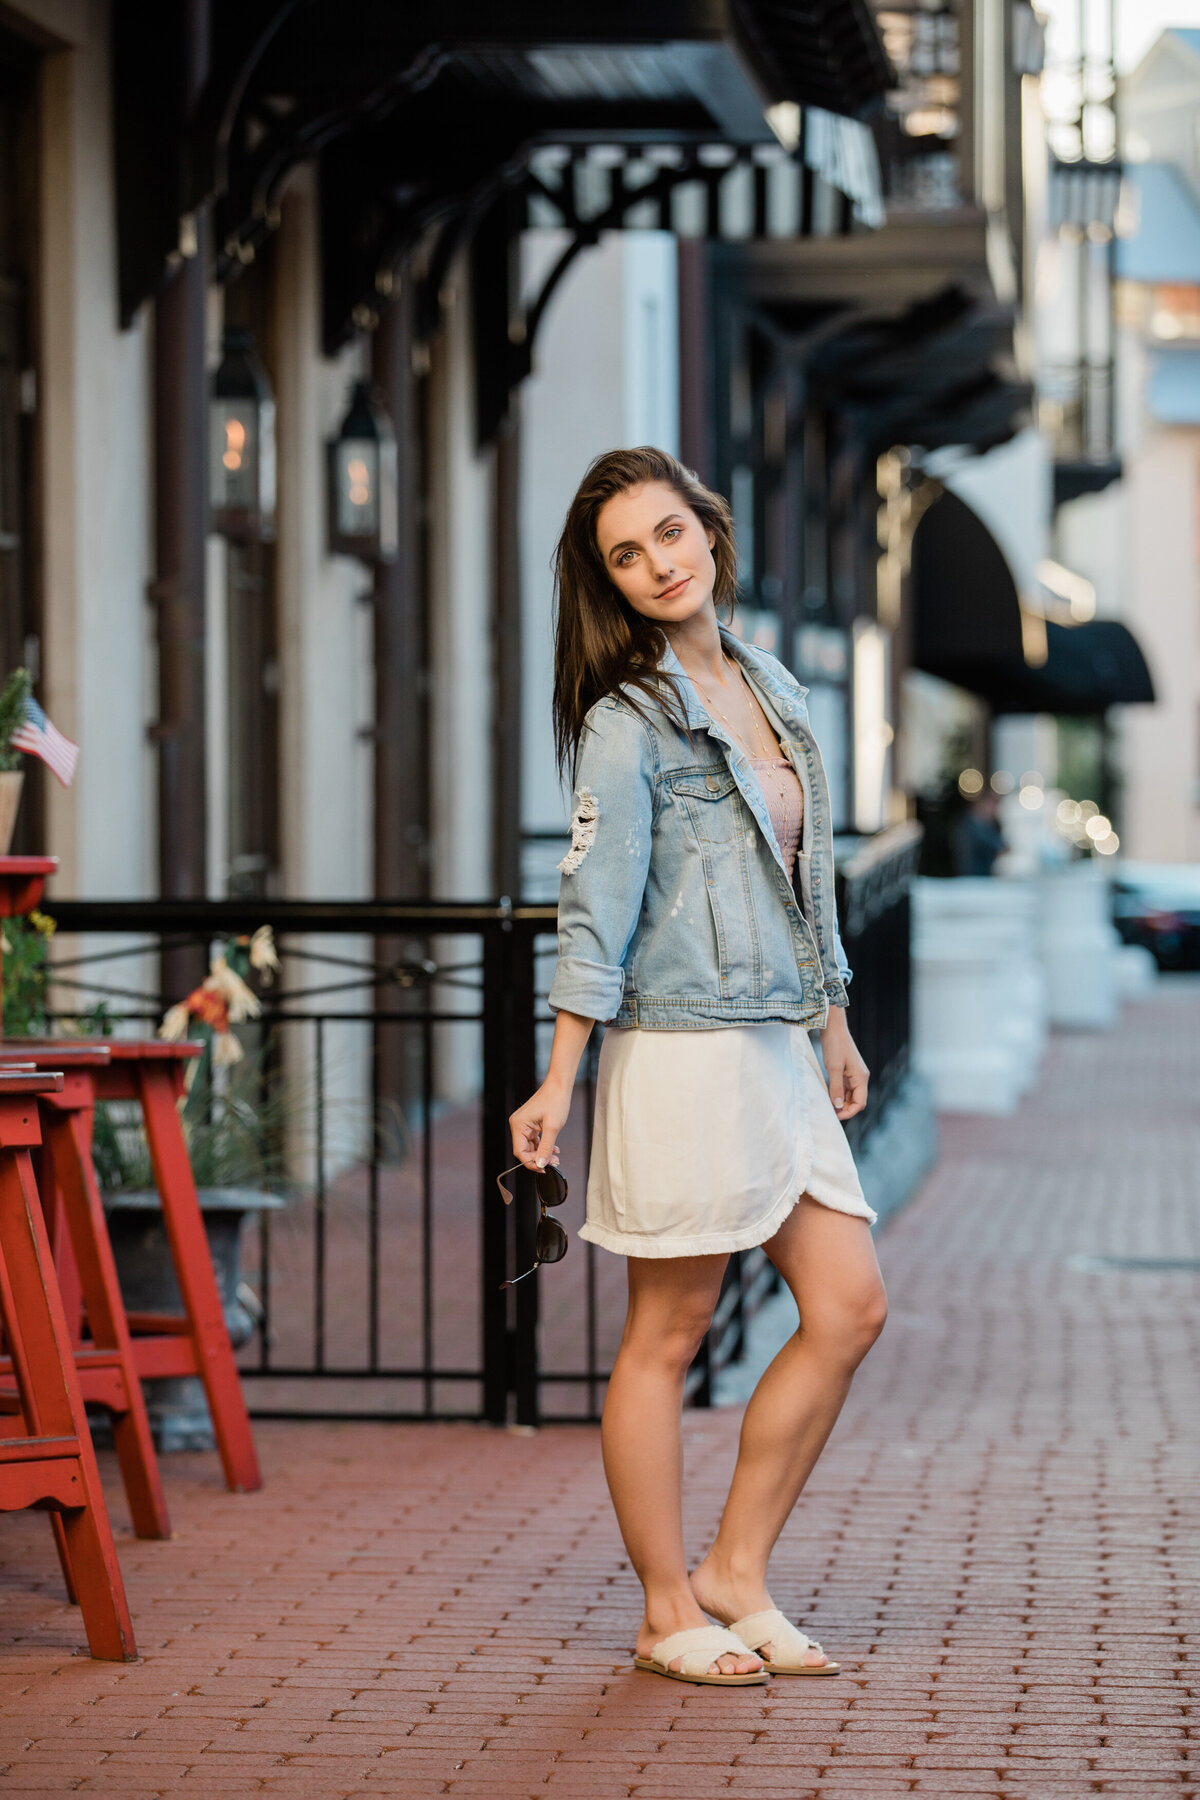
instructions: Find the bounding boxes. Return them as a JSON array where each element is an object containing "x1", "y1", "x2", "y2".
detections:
[
  {"x1": 689, "y1": 1555, "x2": 831, "y2": 1669},
  {"x1": 635, "y1": 1600, "x2": 763, "y2": 1678}
]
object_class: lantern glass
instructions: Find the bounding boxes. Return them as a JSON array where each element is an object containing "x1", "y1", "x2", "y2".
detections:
[
  {"x1": 212, "y1": 398, "x2": 258, "y2": 511},
  {"x1": 328, "y1": 380, "x2": 399, "y2": 562},
  {"x1": 210, "y1": 329, "x2": 276, "y2": 541},
  {"x1": 333, "y1": 436, "x2": 381, "y2": 538}
]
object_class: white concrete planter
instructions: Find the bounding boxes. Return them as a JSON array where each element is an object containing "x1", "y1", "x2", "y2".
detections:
[
  {"x1": 102, "y1": 1185, "x2": 284, "y2": 1452},
  {"x1": 912, "y1": 877, "x2": 1048, "y2": 1114},
  {"x1": 1037, "y1": 864, "x2": 1121, "y2": 1029}
]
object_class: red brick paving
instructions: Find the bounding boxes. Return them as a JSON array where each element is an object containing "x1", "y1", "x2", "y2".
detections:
[{"x1": 1, "y1": 982, "x2": 1198, "y2": 1798}]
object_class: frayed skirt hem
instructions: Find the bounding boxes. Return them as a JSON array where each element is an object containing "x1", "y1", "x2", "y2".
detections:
[{"x1": 578, "y1": 1180, "x2": 875, "y2": 1260}]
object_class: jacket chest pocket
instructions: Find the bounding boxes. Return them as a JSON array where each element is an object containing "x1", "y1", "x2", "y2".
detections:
[{"x1": 669, "y1": 767, "x2": 743, "y2": 845}]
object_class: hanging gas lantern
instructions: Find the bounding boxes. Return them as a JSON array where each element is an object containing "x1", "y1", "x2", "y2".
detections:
[
  {"x1": 328, "y1": 380, "x2": 398, "y2": 563},
  {"x1": 210, "y1": 327, "x2": 276, "y2": 541}
]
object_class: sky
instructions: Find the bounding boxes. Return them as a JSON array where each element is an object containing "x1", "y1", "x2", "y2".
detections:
[{"x1": 1038, "y1": 0, "x2": 1200, "y2": 71}]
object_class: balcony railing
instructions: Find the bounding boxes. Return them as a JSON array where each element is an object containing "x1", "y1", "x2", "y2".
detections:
[{"x1": 1039, "y1": 356, "x2": 1116, "y2": 467}]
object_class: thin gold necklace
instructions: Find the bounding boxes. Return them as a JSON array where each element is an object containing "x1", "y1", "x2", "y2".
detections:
[{"x1": 689, "y1": 656, "x2": 793, "y2": 849}]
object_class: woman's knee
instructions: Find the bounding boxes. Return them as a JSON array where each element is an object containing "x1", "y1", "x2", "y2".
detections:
[
  {"x1": 801, "y1": 1282, "x2": 887, "y2": 1366},
  {"x1": 622, "y1": 1295, "x2": 715, "y2": 1374},
  {"x1": 857, "y1": 1284, "x2": 889, "y2": 1350}
]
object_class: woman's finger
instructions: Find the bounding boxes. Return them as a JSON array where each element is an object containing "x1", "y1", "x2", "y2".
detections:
[
  {"x1": 843, "y1": 1066, "x2": 869, "y2": 1117},
  {"x1": 534, "y1": 1130, "x2": 560, "y2": 1168}
]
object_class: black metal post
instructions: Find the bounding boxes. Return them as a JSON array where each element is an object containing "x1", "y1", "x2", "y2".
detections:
[
  {"x1": 480, "y1": 920, "x2": 512, "y2": 1422},
  {"x1": 510, "y1": 919, "x2": 540, "y2": 1426}
]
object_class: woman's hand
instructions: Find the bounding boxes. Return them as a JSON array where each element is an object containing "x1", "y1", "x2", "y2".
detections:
[
  {"x1": 820, "y1": 1007, "x2": 869, "y2": 1120},
  {"x1": 509, "y1": 1080, "x2": 571, "y2": 1171}
]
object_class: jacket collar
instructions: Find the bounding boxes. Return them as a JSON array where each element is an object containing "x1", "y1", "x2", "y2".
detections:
[{"x1": 657, "y1": 624, "x2": 810, "y2": 736}]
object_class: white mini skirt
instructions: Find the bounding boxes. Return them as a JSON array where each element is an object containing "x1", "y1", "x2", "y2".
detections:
[{"x1": 579, "y1": 1022, "x2": 876, "y2": 1259}]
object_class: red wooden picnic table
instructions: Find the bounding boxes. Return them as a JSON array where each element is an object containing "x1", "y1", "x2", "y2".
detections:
[{"x1": 0, "y1": 1040, "x2": 262, "y2": 1497}]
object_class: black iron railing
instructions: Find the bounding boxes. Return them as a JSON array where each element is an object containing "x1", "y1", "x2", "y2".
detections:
[
  {"x1": 42, "y1": 835, "x2": 918, "y2": 1426},
  {"x1": 835, "y1": 822, "x2": 922, "y2": 1157}
]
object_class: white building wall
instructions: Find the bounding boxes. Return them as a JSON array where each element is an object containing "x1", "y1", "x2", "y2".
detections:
[
  {"x1": 273, "y1": 166, "x2": 374, "y2": 904},
  {"x1": 424, "y1": 255, "x2": 497, "y2": 1099},
  {"x1": 942, "y1": 425, "x2": 1052, "y2": 595},
  {"x1": 426, "y1": 264, "x2": 494, "y2": 904},
  {"x1": 40, "y1": 7, "x2": 155, "y2": 900},
  {"x1": 1121, "y1": 429, "x2": 1200, "y2": 861}
]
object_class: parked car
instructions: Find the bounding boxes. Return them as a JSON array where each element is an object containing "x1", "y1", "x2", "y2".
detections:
[{"x1": 1112, "y1": 864, "x2": 1200, "y2": 971}]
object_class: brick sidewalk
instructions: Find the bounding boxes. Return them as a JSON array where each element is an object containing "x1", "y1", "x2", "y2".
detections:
[{"x1": 1, "y1": 983, "x2": 1197, "y2": 1799}]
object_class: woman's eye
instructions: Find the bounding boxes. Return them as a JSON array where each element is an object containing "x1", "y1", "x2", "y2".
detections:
[
  {"x1": 618, "y1": 550, "x2": 636, "y2": 566},
  {"x1": 663, "y1": 527, "x2": 681, "y2": 542}
]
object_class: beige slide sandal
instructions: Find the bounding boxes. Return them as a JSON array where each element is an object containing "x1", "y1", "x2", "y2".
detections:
[
  {"x1": 729, "y1": 1608, "x2": 841, "y2": 1676},
  {"x1": 633, "y1": 1625, "x2": 769, "y2": 1686}
]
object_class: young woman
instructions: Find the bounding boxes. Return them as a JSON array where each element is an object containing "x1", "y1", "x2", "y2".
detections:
[{"x1": 510, "y1": 447, "x2": 887, "y2": 1687}]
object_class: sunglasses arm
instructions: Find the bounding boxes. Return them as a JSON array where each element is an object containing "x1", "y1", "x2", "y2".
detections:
[{"x1": 499, "y1": 1266, "x2": 539, "y2": 1290}]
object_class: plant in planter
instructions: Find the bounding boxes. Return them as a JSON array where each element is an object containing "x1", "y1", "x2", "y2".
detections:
[
  {"x1": 92, "y1": 928, "x2": 296, "y2": 1450},
  {"x1": 0, "y1": 907, "x2": 56, "y2": 1035},
  {"x1": 0, "y1": 666, "x2": 80, "y2": 851}
]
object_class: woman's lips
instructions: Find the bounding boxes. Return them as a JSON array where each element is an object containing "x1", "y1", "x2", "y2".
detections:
[{"x1": 658, "y1": 575, "x2": 691, "y2": 600}]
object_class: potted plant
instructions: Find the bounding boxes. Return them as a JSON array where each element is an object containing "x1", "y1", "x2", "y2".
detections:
[
  {"x1": 0, "y1": 906, "x2": 57, "y2": 1033},
  {"x1": 89, "y1": 928, "x2": 294, "y2": 1451}
]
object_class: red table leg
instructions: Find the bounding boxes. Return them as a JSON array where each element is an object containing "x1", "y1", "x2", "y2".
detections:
[
  {"x1": 137, "y1": 1063, "x2": 262, "y2": 1492},
  {"x1": 43, "y1": 1102, "x2": 172, "y2": 1538},
  {"x1": 0, "y1": 1083, "x2": 136, "y2": 1661}
]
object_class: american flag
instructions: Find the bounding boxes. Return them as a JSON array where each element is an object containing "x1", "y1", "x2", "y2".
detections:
[{"x1": 11, "y1": 696, "x2": 79, "y2": 787}]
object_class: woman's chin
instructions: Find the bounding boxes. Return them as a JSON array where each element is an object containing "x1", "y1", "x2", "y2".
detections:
[{"x1": 645, "y1": 587, "x2": 713, "y2": 626}]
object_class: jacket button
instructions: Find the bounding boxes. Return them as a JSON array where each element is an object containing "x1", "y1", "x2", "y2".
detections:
[{"x1": 706, "y1": 774, "x2": 719, "y2": 790}]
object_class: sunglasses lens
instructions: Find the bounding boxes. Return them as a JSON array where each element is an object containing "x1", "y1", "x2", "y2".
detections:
[
  {"x1": 535, "y1": 1167, "x2": 568, "y2": 1208},
  {"x1": 536, "y1": 1217, "x2": 568, "y2": 1264}
]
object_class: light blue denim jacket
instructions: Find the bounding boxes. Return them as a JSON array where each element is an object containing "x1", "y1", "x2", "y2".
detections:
[{"x1": 547, "y1": 628, "x2": 852, "y2": 1029}]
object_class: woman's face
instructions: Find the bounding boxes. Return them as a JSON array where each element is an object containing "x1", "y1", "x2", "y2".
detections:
[{"x1": 594, "y1": 481, "x2": 717, "y2": 626}]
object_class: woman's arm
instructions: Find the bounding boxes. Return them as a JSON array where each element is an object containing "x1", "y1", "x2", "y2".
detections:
[
  {"x1": 820, "y1": 1004, "x2": 869, "y2": 1120},
  {"x1": 512, "y1": 703, "x2": 654, "y2": 1170},
  {"x1": 509, "y1": 1009, "x2": 594, "y2": 1169},
  {"x1": 546, "y1": 701, "x2": 656, "y2": 1020}
]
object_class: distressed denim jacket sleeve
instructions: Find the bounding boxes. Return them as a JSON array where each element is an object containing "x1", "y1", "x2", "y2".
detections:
[{"x1": 547, "y1": 700, "x2": 655, "y2": 1022}]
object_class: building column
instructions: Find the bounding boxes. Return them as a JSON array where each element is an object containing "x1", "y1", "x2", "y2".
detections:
[
  {"x1": 151, "y1": 0, "x2": 209, "y2": 1010},
  {"x1": 371, "y1": 278, "x2": 428, "y2": 901},
  {"x1": 152, "y1": 247, "x2": 208, "y2": 902}
]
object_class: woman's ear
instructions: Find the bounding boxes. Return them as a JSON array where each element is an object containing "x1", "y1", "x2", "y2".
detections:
[{"x1": 707, "y1": 529, "x2": 716, "y2": 549}]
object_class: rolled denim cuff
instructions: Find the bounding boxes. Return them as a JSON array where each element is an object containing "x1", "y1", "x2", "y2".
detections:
[
  {"x1": 548, "y1": 955, "x2": 625, "y2": 1022},
  {"x1": 823, "y1": 976, "x2": 851, "y2": 1008}
]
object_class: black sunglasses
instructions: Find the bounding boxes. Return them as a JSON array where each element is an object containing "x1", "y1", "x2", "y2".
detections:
[{"x1": 495, "y1": 1163, "x2": 569, "y2": 1289}]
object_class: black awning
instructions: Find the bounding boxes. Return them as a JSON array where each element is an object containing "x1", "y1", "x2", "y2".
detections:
[
  {"x1": 911, "y1": 492, "x2": 1156, "y2": 715},
  {"x1": 911, "y1": 489, "x2": 1026, "y2": 675},
  {"x1": 1005, "y1": 620, "x2": 1156, "y2": 716}
]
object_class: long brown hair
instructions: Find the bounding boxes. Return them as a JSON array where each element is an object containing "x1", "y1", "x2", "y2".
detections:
[{"x1": 552, "y1": 446, "x2": 738, "y2": 773}]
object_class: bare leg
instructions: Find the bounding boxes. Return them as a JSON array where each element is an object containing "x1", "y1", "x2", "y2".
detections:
[
  {"x1": 691, "y1": 1195, "x2": 887, "y2": 1663},
  {"x1": 602, "y1": 1253, "x2": 762, "y2": 1676}
]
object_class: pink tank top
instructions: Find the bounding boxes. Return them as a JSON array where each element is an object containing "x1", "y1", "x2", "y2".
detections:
[{"x1": 750, "y1": 756, "x2": 804, "y2": 870}]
